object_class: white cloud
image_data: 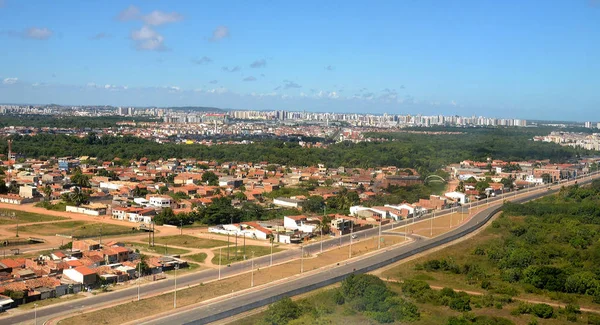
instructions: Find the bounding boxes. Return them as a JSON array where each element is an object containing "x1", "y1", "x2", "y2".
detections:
[
  {"x1": 117, "y1": 5, "x2": 140, "y2": 21},
  {"x1": 25, "y1": 27, "x2": 53, "y2": 40},
  {"x1": 130, "y1": 26, "x2": 166, "y2": 51},
  {"x1": 243, "y1": 76, "x2": 257, "y2": 82},
  {"x1": 210, "y1": 26, "x2": 230, "y2": 41},
  {"x1": 250, "y1": 59, "x2": 266, "y2": 68},
  {"x1": 192, "y1": 56, "x2": 212, "y2": 65},
  {"x1": 222, "y1": 66, "x2": 241, "y2": 72},
  {"x1": 143, "y1": 10, "x2": 183, "y2": 26},
  {"x1": 2, "y1": 78, "x2": 18, "y2": 85},
  {"x1": 451, "y1": 100, "x2": 457, "y2": 106}
]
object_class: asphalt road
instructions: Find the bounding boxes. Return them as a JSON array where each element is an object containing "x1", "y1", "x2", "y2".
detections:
[
  {"x1": 3, "y1": 172, "x2": 597, "y2": 325},
  {"x1": 142, "y1": 173, "x2": 599, "y2": 325}
]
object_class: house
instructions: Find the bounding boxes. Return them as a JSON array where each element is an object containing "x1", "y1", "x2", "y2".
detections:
[
  {"x1": 0, "y1": 194, "x2": 32, "y2": 205},
  {"x1": 273, "y1": 197, "x2": 304, "y2": 209},
  {"x1": 112, "y1": 207, "x2": 156, "y2": 223},
  {"x1": 149, "y1": 196, "x2": 172, "y2": 208},
  {"x1": 63, "y1": 266, "x2": 97, "y2": 286},
  {"x1": 72, "y1": 240, "x2": 100, "y2": 252},
  {"x1": 283, "y1": 215, "x2": 318, "y2": 233},
  {"x1": 65, "y1": 203, "x2": 108, "y2": 216}
]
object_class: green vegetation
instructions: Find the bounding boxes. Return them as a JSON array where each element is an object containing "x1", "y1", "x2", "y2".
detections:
[
  {"x1": 15, "y1": 221, "x2": 140, "y2": 238},
  {"x1": 151, "y1": 235, "x2": 227, "y2": 249},
  {"x1": 125, "y1": 242, "x2": 190, "y2": 256},
  {"x1": 0, "y1": 208, "x2": 67, "y2": 225},
  {"x1": 184, "y1": 253, "x2": 208, "y2": 263},
  {"x1": 1, "y1": 127, "x2": 591, "y2": 175},
  {"x1": 212, "y1": 245, "x2": 282, "y2": 265},
  {"x1": 153, "y1": 198, "x2": 301, "y2": 226},
  {"x1": 255, "y1": 275, "x2": 420, "y2": 324},
  {"x1": 0, "y1": 114, "x2": 158, "y2": 129}
]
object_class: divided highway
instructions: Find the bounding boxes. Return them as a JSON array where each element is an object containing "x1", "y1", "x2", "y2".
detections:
[
  {"x1": 2, "y1": 172, "x2": 597, "y2": 325},
  {"x1": 143, "y1": 173, "x2": 599, "y2": 325}
]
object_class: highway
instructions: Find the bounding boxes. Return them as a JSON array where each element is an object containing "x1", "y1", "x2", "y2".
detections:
[
  {"x1": 3, "y1": 172, "x2": 597, "y2": 325},
  {"x1": 143, "y1": 172, "x2": 599, "y2": 325}
]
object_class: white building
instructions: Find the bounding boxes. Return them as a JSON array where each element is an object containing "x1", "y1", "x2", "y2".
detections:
[
  {"x1": 149, "y1": 196, "x2": 172, "y2": 208},
  {"x1": 273, "y1": 197, "x2": 304, "y2": 209},
  {"x1": 283, "y1": 215, "x2": 318, "y2": 233},
  {"x1": 445, "y1": 192, "x2": 468, "y2": 205}
]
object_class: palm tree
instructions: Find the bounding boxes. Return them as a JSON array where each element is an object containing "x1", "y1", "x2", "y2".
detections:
[{"x1": 43, "y1": 185, "x2": 53, "y2": 201}]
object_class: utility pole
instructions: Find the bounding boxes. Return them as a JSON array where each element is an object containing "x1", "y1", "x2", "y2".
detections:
[
  {"x1": 99, "y1": 223, "x2": 103, "y2": 246},
  {"x1": 227, "y1": 232, "x2": 230, "y2": 261},
  {"x1": 180, "y1": 220, "x2": 183, "y2": 235},
  {"x1": 243, "y1": 233, "x2": 246, "y2": 260},
  {"x1": 235, "y1": 233, "x2": 238, "y2": 260},
  {"x1": 34, "y1": 303, "x2": 38, "y2": 325},
  {"x1": 15, "y1": 215, "x2": 19, "y2": 238}
]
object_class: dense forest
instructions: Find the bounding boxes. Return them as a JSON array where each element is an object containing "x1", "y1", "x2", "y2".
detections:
[
  {"x1": 0, "y1": 114, "x2": 158, "y2": 129},
  {"x1": 0, "y1": 127, "x2": 592, "y2": 174}
]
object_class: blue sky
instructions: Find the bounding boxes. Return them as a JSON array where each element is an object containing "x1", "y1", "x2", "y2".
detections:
[{"x1": 0, "y1": 0, "x2": 599, "y2": 121}]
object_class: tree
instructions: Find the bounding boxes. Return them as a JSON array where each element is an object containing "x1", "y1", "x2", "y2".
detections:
[
  {"x1": 133, "y1": 186, "x2": 148, "y2": 197},
  {"x1": 233, "y1": 191, "x2": 247, "y2": 201},
  {"x1": 301, "y1": 195, "x2": 325, "y2": 214},
  {"x1": 70, "y1": 171, "x2": 91, "y2": 188},
  {"x1": 43, "y1": 185, "x2": 53, "y2": 200},
  {"x1": 500, "y1": 177, "x2": 514, "y2": 190},
  {"x1": 318, "y1": 213, "x2": 332, "y2": 234},
  {"x1": 261, "y1": 297, "x2": 301, "y2": 325},
  {"x1": 0, "y1": 181, "x2": 8, "y2": 195},
  {"x1": 61, "y1": 187, "x2": 89, "y2": 206},
  {"x1": 157, "y1": 185, "x2": 169, "y2": 195},
  {"x1": 201, "y1": 171, "x2": 219, "y2": 186},
  {"x1": 456, "y1": 181, "x2": 465, "y2": 193}
]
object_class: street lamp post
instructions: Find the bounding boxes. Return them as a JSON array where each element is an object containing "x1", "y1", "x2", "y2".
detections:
[
  {"x1": 251, "y1": 251, "x2": 255, "y2": 287},
  {"x1": 218, "y1": 247, "x2": 222, "y2": 280},
  {"x1": 430, "y1": 209, "x2": 434, "y2": 237},
  {"x1": 34, "y1": 303, "x2": 38, "y2": 325},
  {"x1": 349, "y1": 223, "x2": 353, "y2": 259},
  {"x1": 173, "y1": 262, "x2": 179, "y2": 308},
  {"x1": 270, "y1": 237, "x2": 273, "y2": 266},
  {"x1": 137, "y1": 261, "x2": 141, "y2": 301},
  {"x1": 378, "y1": 217, "x2": 382, "y2": 249},
  {"x1": 300, "y1": 244, "x2": 304, "y2": 273}
]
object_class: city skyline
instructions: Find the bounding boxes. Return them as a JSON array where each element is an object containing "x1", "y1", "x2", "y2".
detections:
[{"x1": 1, "y1": 1, "x2": 599, "y2": 120}]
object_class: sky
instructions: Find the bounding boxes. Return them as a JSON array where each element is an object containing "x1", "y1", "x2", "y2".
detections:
[{"x1": 0, "y1": 0, "x2": 599, "y2": 121}]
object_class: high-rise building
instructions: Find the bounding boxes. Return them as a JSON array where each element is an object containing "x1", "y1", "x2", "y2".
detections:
[{"x1": 585, "y1": 121, "x2": 592, "y2": 128}]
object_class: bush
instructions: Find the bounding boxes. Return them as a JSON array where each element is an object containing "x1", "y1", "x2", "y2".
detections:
[
  {"x1": 449, "y1": 293, "x2": 472, "y2": 312},
  {"x1": 588, "y1": 314, "x2": 600, "y2": 325},
  {"x1": 261, "y1": 297, "x2": 301, "y2": 325},
  {"x1": 531, "y1": 303, "x2": 554, "y2": 319}
]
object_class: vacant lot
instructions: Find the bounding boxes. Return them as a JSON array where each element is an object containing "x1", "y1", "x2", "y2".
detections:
[
  {"x1": 124, "y1": 242, "x2": 190, "y2": 256},
  {"x1": 152, "y1": 235, "x2": 227, "y2": 249},
  {"x1": 0, "y1": 208, "x2": 66, "y2": 225},
  {"x1": 14, "y1": 221, "x2": 140, "y2": 238},
  {"x1": 183, "y1": 253, "x2": 208, "y2": 263},
  {"x1": 212, "y1": 245, "x2": 282, "y2": 265}
]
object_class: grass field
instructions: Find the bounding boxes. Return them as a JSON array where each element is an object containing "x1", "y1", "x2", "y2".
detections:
[
  {"x1": 152, "y1": 235, "x2": 227, "y2": 249},
  {"x1": 14, "y1": 221, "x2": 140, "y2": 238},
  {"x1": 183, "y1": 253, "x2": 208, "y2": 263},
  {"x1": 18, "y1": 294, "x2": 83, "y2": 310},
  {"x1": 125, "y1": 242, "x2": 190, "y2": 256},
  {"x1": 211, "y1": 245, "x2": 282, "y2": 265},
  {"x1": 0, "y1": 208, "x2": 67, "y2": 225}
]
